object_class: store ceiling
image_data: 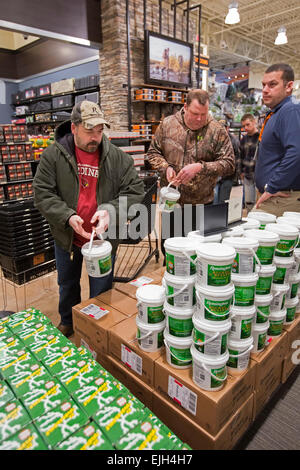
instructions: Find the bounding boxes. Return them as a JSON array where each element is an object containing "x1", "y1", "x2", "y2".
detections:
[{"x1": 198, "y1": 0, "x2": 300, "y2": 72}]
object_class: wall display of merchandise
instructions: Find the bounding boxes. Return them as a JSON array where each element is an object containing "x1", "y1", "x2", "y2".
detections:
[
  {"x1": 11, "y1": 75, "x2": 100, "y2": 136},
  {"x1": 0, "y1": 308, "x2": 190, "y2": 450}
]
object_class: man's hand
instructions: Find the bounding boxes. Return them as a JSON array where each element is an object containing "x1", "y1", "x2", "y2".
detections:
[
  {"x1": 172, "y1": 163, "x2": 202, "y2": 185},
  {"x1": 166, "y1": 166, "x2": 177, "y2": 183},
  {"x1": 91, "y1": 210, "x2": 110, "y2": 237},
  {"x1": 68, "y1": 215, "x2": 92, "y2": 239},
  {"x1": 256, "y1": 191, "x2": 290, "y2": 209}
]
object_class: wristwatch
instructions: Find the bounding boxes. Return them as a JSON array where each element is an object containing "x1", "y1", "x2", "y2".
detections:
[{"x1": 264, "y1": 183, "x2": 268, "y2": 192}]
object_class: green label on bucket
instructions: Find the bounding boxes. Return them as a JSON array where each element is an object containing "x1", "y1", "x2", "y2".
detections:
[
  {"x1": 193, "y1": 329, "x2": 227, "y2": 355},
  {"x1": 268, "y1": 320, "x2": 284, "y2": 336},
  {"x1": 204, "y1": 298, "x2": 231, "y2": 321},
  {"x1": 273, "y1": 267, "x2": 287, "y2": 284},
  {"x1": 234, "y1": 285, "x2": 255, "y2": 307},
  {"x1": 257, "y1": 332, "x2": 267, "y2": 351},
  {"x1": 169, "y1": 346, "x2": 192, "y2": 366},
  {"x1": 168, "y1": 317, "x2": 193, "y2": 337},
  {"x1": 259, "y1": 224, "x2": 266, "y2": 230},
  {"x1": 166, "y1": 253, "x2": 196, "y2": 276},
  {"x1": 165, "y1": 200, "x2": 177, "y2": 210},
  {"x1": 290, "y1": 282, "x2": 300, "y2": 298},
  {"x1": 232, "y1": 253, "x2": 255, "y2": 274},
  {"x1": 227, "y1": 349, "x2": 238, "y2": 368},
  {"x1": 256, "y1": 305, "x2": 270, "y2": 323},
  {"x1": 241, "y1": 318, "x2": 253, "y2": 338},
  {"x1": 211, "y1": 366, "x2": 226, "y2": 388},
  {"x1": 286, "y1": 307, "x2": 296, "y2": 322},
  {"x1": 98, "y1": 255, "x2": 112, "y2": 274},
  {"x1": 256, "y1": 246, "x2": 275, "y2": 265},
  {"x1": 256, "y1": 276, "x2": 273, "y2": 295},
  {"x1": 147, "y1": 306, "x2": 164, "y2": 324},
  {"x1": 207, "y1": 264, "x2": 232, "y2": 286},
  {"x1": 276, "y1": 239, "x2": 296, "y2": 257}
]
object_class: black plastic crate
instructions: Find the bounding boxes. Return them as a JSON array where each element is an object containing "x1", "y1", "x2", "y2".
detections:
[
  {"x1": 0, "y1": 245, "x2": 55, "y2": 272},
  {"x1": 75, "y1": 92, "x2": 99, "y2": 104},
  {"x1": 30, "y1": 101, "x2": 52, "y2": 112},
  {"x1": 52, "y1": 95, "x2": 73, "y2": 109},
  {"x1": 0, "y1": 226, "x2": 52, "y2": 245},
  {"x1": 2, "y1": 260, "x2": 56, "y2": 285},
  {"x1": 0, "y1": 234, "x2": 53, "y2": 257},
  {"x1": 75, "y1": 75, "x2": 99, "y2": 90},
  {"x1": 3, "y1": 220, "x2": 50, "y2": 237}
]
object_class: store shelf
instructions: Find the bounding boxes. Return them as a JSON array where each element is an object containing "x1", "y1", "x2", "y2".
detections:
[{"x1": 13, "y1": 85, "x2": 99, "y2": 106}]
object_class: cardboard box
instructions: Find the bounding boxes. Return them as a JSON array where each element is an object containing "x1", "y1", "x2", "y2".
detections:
[
  {"x1": 96, "y1": 289, "x2": 138, "y2": 317},
  {"x1": 109, "y1": 315, "x2": 163, "y2": 387},
  {"x1": 154, "y1": 355, "x2": 256, "y2": 436},
  {"x1": 281, "y1": 350, "x2": 298, "y2": 384},
  {"x1": 252, "y1": 363, "x2": 282, "y2": 418},
  {"x1": 283, "y1": 313, "x2": 300, "y2": 353},
  {"x1": 105, "y1": 354, "x2": 154, "y2": 410},
  {"x1": 72, "y1": 297, "x2": 127, "y2": 356},
  {"x1": 152, "y1": 391, "x2": 254, "y2": 450},
  {"x1": 114, "y1": 271, "x2": 163, "y2": 300}
]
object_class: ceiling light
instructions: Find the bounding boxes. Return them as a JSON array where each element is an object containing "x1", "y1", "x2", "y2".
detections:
[
  {"x1": 275, "y1": 26, "x2": 288, "y2": 45},
  {"x1": 225, "y1": 2, "x2": 240, "y2": 25}
]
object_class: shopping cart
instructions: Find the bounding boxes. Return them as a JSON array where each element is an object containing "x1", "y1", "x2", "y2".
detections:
[{"x1": 113, "y1": 171, "x2": 159, "y2": 282}]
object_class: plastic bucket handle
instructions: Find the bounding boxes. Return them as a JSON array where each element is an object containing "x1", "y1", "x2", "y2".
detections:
[
  {"x1": 163, "y1": 278, "x2": 189, "y2": 299},
  {"x1": 228, "y1": 344, "x2": 253, "y2": 358},
  {"x1": 275, "y1": 242, "x2": 297, "y2": 254},
  {"x1": 196, "y1": 291, "x2": 230, "y2": 318},
  {"x1": 129, "y1": 330, "x2": 153, "y2": 344},
  {"x1": 181, "y1": 250, "x2": 197, "y2": 266},
  {"x1": 87, "y1": 228, "x2": 96, "y2": 254},
  {"x1": 199, "y1": 361, "x2": 228, "y2": 382},
  {"x1": 256, "y1": 307, "x2": 270, "y2": 319},
  {"x1": 193, "y1": 331, "x2": 220, "y2": 346},
  {"x1": 164, "y1": 339, "x2": 192, "y2": 363}
]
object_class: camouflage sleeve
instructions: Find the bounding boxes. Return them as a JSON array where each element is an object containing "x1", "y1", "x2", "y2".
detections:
[
  {"x1": 146, "y1": 123, "x2": 170, "y2": 178},
  {"x1": 201, "y1": 126, "x2": 235, "y2": 178}
]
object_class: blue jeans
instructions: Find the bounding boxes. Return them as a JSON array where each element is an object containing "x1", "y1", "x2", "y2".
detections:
[{"x1": 54, "y1": 243, "x2": 115, "y2": 326}]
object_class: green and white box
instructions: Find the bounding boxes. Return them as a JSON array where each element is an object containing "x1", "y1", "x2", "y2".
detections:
[
  {"x1": 0, "y1": 324, "x2": 12, "y2": 341},
  {"x1": 115, "y1": 419, "x2": 176, "y2": 450},
  {"x1": 0, "y1": 380, "x2": 15, "y2": 408},
  {"x1": 0, "y1": 423, "x2": 48, "y2": 450},
  {"x1": 17, "y1": 322, "x2": 60, "y2": 347},
  {"x1": 0, "y1": 335, "x2": 25, "y2": 356},
  {"x1": 73, "y1": 376, "x2": 120, "y2": 417},
  {"x1": 29, "y1": 331, "x2": 70, "y2": 361},
  {"x1": 9, "y1": 363, "x2": 52, "y2": 398},
  {"x1": 93, "y1": 394, "x2": 146, "y2": 445},
  {"x1": 55, "y1": 359, "x2": 100, "y2": 394},
  {"x1": 3, "y1": 309, "x2": 51, "y2": 334},
  {"x1": 41, "y1": 344, "x2": 81, "y2": 376},
  {"x1": 0, "y1": 348, "x2": 38, "y2": 380},
  {"x1": 56, "y1": 422, "x2": 114, "y2": 450},
  {"x1": 35, "y1": 399, "x2": 89, "y2": 449},
  {"x1": 0, "y1": 399, "x2": 31, "y2": 443},
  {"x1": 21, "y1": 376, "x2": 69, "y2": 420}
]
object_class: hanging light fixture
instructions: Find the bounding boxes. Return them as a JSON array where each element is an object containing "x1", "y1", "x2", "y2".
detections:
[
  {"x1": 275, "y1": 26, "x2": 288, "y2": 45},
  {"x1": 225, "y1": 2, "x2": 240, "y2": 25}
]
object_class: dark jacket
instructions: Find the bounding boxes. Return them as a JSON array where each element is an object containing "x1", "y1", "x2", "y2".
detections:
[{"x1": 33, "y1": 120, "x2": 145, "y2": 254}]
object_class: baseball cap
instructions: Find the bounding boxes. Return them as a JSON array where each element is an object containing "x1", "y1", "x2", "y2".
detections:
[{"x1": 71, "y1": 100, "x2": 110, "y2": 129}]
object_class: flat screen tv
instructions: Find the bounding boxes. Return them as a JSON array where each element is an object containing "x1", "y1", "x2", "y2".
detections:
[{"x1": 144, "y1": 30, "x2": 193, "y2": 88}]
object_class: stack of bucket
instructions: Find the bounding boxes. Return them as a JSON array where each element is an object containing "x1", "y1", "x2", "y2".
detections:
[
  {"x1": 162, "y1": 237, "x2": 196, "y2": 369},
  {"x1": 191, "y1": 242, "x2": 236, "y2": 391}
]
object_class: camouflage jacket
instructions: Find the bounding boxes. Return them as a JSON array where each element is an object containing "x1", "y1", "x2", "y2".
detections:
[{"x1": 147, "y1": 108, "x2": 235, "y2": 204}]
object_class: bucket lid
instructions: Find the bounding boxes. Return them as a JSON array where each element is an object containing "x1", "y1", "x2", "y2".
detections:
[
  {"x1": 196, "y1": 242, "x2": 236, "y2": 260},
  {"x1": 269, "y1": 308, "x2": 286, "y2": 320},
  {"x1": 285, "y1": 296, "x2": 299, "y2": 307},
  {"x1": 160, "y1": 186, "x2": 180, "y2": 199},
  {"x1": 271, "y1": 283, "x2": 289, "y2": 293},
  {"x1": 244, "y1": 229, "x2": 279, "y2": 243},
  {"x1": 81, "y1": 240, "x2": 112, "y2": 256},
  {"x1": 247, "y1": 212, "x2": 277, "y2": 223},
  {"x1": 196, "y1": 282, "x2": 235, "y2": 297},
  {"x1": 283, "y1": 211, "x2": 300, "y2": 219},
  {"x1": 255, "y1": 293, "x2": 273, "y2": 305},
  {"x1": 230, "y1": 304, "x2": 256, "y2": 316},
  {"x1": 163, "y1": 301, "x2": 195, "y2": 315},
  {"x1": 187, "y1": 231, "x2": 222, "y2": 243},
  {"x1": 265, "y1": 223, "x2": 299, "y2": 237},
  {"x1": 164, "y1": 271, "x2": 196, "y2": 284},
  {"x1": 223, "y1": 236, "x2": 259, "y2": 250},
  {"x1": 273, "y1": 256, "x2": 295, "y2": 266},
  {"x1": 136, "y1": 284, "x2": 165, "y2": 302},
  {"x1": 258, "y1": 264, "x2": 276, "y2": 275},
  {"x1": 164, "y1": 237, "x2": 195, "y2": 253},
  {"x1": 163, "y1": 328, "x2": 193, "y2": 346},
  {"x1": 277, "y1": 216, "x2": 300, "y2": 230},
  {"x1": 252, "y1": 320, "x2": 269, "y2": 331},
  {"x1": 221, "y1": 226, "x2": 244, "y2": 238},
  {"x1": 241, "y1": 217, "x2": 260, "y2": 230},
  {"x1": 136, "y1": 316, "x2": 166, "y2": 331},
  {"x1": 228, "y1": 336, "x2": 253, "y2": 349},
  {"x1": 231, "y1": 272, "x2": 258, "y2": 284},
  {"x1": 190, "y1": 343, "x2": 229, "y2": 364},
  {"x1": 192, "y1": 314, "x2": 231, "y2": 332}
]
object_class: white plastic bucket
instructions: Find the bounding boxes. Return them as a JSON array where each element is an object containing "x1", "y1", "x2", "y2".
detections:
[
  {"x1": 230, "y1": 305, "x2": 255, "y2": 339},
  {"x1": 277, "y1": 217, "x2": 300, "y2": 249},
  {"x1": 273, "y1": 256, "x2": 295, "y2": 285},
  {"x1": 247, "y1": 211, "x2": 277, "y2": 229},
  {"x1": 195, "y1": 283, "x2": 234, "y2": 322},
  {"x1": 288, "y1": 255, "x2": 300, "y2": 276},
  {"x1": 81, "y1": 240, "x2": 112, "y2": 278},
  {"x1": 287, "y1": 272, "x2": 300, "y2": 300},
  {"x1": 164, "y1": 302, "x2": 194, "y2": 337},
  {"x1": 254, "y1": 293, "x2": 273, "y2": 324},
  {"x1": 221, "y1": 226, "x2": 244, "y2": 238},
  {"x1": 255, "y1": 264, "x2": 276, "y2": 295},
  {"x1": 232, "y1": 272, "x2": 258, "y2": 307},
  {"x1": 270, "y1": 283, "x2": 289, "y2": 312},
  {"x1": 164, "y1": 237, "x2": 197, "y2": 277},
  {"x1": 196, "y1": 243, "x2": 236, "y2": 288},
  {"x1": 251, "y1": 321, "x2": 270, "y2": 354},
  {"x1": 163, "y1": 272, "x2": 196, "y2": 308},
  {"x1": 267, "y1": 309, "x2": 286, "y2": 338},
  {"x1": 190, "y1": 344, "x2": 229, "y2": 391},
  {"x1": 241, "y1": 217, "x2": 260, "y2": 230},
  {"x1": 136, "y1": 316, "x2": 165, "y2": 352},
  {"x1": 223, "y1": 237, "x2": 259, "y2": 275},
  {"x1": 136, "y1": 285, "x2": 165, "y2": 324},
  {"x1": 244, "y1": 229, "x2": 279, "y2": 265},
  {"x1": 285, "y1": 296, "x2": 299, "y2": 324},
  {"x1": 164, "y1": 329, "x2": 192, "y2": 369},
  {"x1": 187, "y1": 231, "x2": 222, "y2": 243},
  {"x1": 227, "y1": 336, "x2": 253, "y2": 374},
  {"x1": 192, "y1": 315, "x2": 231, "y2": 356},
  {"x1": 160, "y1": 183, "x2": 180, "y2": 211},
  {"x1": 265, "y1": 223, "x2": 299, "y2": 258}
]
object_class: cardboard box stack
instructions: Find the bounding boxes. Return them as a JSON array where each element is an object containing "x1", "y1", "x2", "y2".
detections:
[{"x1": 0, "y1": 307, "x2": 190, "y2": 450}]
